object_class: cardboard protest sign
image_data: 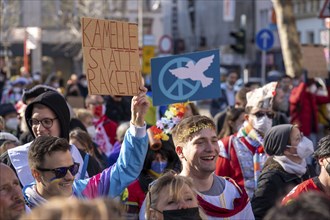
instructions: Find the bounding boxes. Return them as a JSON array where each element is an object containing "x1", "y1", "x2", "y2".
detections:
[
  {"x1": 66, "y1": 96, "x2": 85, "y2": 108},
  {"x1": 81, "y1": 17, "x2": 141, "y2": 96},
  {"x1": 151, "y1": 50, "x2": 221, "y2": 106},
  {"x1": 301, "y1": 45, "x2": 328, "y2": 78}
]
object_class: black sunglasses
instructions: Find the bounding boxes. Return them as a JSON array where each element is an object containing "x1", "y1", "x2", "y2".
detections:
[
  {"x1": 253, "y1": 112, "x2": 274, "y2": 119},
  {"x1": 37, "y1": 162, "x2": 80, "y2": 179}
]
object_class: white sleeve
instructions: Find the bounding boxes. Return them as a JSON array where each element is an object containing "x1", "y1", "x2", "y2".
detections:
[
  {"x1": 139, "y1": 197, "x2": 147, "y2": 220},
  {"x1": 70, "y1": 144, "x2": 89, "y2": 179},
  {"x1": 241, "y1": 202, "x2": 255, "y2": 220},
  {"x1": 129, "y1": 122, "x2": 147, "y2": 138}
]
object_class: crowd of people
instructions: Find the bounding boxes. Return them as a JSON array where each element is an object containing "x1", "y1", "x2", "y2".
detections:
[{"x1": 0, "y1": 68, "x2": 330, "y2": 220}]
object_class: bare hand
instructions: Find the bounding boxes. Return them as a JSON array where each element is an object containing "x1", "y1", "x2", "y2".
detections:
[{"x1": 131, "y1": 86, "x2": 150, "y2": 127}]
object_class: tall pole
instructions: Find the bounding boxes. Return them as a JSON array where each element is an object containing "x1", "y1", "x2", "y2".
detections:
[
  {"x1": 138, "y1": 0, "x2": 143, "y2": 48},
  {"x1": 261, "y1": 50, "x2": 266, "y2": 85},
  {"x1": 240, "y1": 14, "x2": 246, "y2": 82},
  {"x1": 172, "y1": 0, "x2": 178, "y2": 53},
  {"x1": 328, "y1": 4, "x2": 330, "y2": 71},
  {"x1": 23, "y1": 29, "x2": 29, "y2": 73}
]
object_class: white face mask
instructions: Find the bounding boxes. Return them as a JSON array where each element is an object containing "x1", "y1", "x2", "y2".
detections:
[
  {"x1": 80, "y1": 80, "x2": 88, "y2": 87},
  {"x1": 309, "y1": 84, "x2": 317, "y2": 94},
  {"x1": 6, "y1": 118, "x2": 19, "y2": 130},
  {"x1": 13, "y1": 87, "x2": 22, "y2": 93},
  {"x1": 296, "y1": 136, "x2": 314, "y2": 159},
  {"x1": 251, "y1": 115, "x2": 273, "y2": 135},
  {"x1": 52, "y1": 82, "x2": 59, "y2": 88},
  {"x1": 87, "y1": 125, "x2": 97, "y2": 139}
]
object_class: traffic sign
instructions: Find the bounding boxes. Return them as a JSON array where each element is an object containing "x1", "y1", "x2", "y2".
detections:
[
  {"x1": 319, "y1": 0, "x2": 330, "y2": 18},
  {"x1": 142, "y1": 46, "x2": 155, "y2": 74},
  {"x1": 159, "y1": 35, "x2": 173, "y2": 54},
  {"x1": 256, "y1": 29, "x2": 274, "y2": 51}
]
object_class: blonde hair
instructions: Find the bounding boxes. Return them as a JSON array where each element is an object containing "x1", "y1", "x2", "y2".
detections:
[
  {"x1": 74, "y1": 108, "x2": 93, "y2": 122},
  {"x1": 116, "y1": 121, "x2": 130, "y2": 143},
  {"x1": 21, "y1": 197, "x2": 125, "y2": 220},
  {"x1": 146, "y1": 171, "x2": 206, "y2": 219},
  {"x1": 0, "y1": 116, "x2": 5, "y2": 131}
]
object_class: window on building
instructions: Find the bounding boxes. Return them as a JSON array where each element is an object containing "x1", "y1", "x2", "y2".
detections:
[
  {"x1": 60, "y1": 1, "x2": 75, "y2": 25},
  {"x1": 260, "y1": 9, "x2": 268, "y2": 28},
  {"x1": 41, "y1": 0, "x2": 74, "y2": 29},
  {"x1": 307, "y1": 31, "x2": 315, "y2": 44},
  {"x1": 143, "y1": 18, "x2": 153, "y2": 35},
  {"x1": 306, "y1": 1, "x2": 311, "y2": 13},
  {"x1": 300, "y1": 1, "x2": 304, "y2": 14},
  {"x1": 318, "y1": 0, "x2": 323, "y2": 10},
  {"x1": 296, "y1": 2, "x2": 302, "y2": 15},
  {"x1": 294, "y1": 2, "x2": 299, "y2": 14},
  {"x1": 311, "y1": 0, "x2": 318, "y2": 12},
  {"x1": 303, "y1": 1, "x2": 309, "y2": 13},
  {"x1": 1, "y1": 0, "x2": 21, "y2": 29},
  {"x1": 41, "y1": 1, "x2": 60, "y2": 28}
]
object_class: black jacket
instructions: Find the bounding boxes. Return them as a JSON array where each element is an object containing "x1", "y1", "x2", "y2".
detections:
[
  {"x1": 251, "y1": 157, "x2": 315, "y2": 220},
  {"x1": 210, "y1": 88, "x2": 229, "y2": 117}
]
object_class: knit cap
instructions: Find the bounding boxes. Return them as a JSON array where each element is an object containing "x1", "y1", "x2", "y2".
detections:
[{"x1": 264, "y1": 124, "x2": 293, "y2": 156}]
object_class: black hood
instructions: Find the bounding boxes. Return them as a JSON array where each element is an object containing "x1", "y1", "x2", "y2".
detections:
[
  {"x1": 264, "y1": 124, "x2": 293, "y2": 156},
  {"x1": 25, "y1": 91, "x2": 70, "y2": 140}
]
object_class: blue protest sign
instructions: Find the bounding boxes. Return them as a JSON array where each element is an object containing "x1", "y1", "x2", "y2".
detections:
[
  {"x1": 256, "y1": 29, "x2": 274, "y2": 51},
  {"x1": 151, "y1": 50, "x2": 220, "y2": 106}
]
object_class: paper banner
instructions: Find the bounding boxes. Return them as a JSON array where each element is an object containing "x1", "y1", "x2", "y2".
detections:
[{"x1": 81, "y1": 17, "x2": 141, "y2": 96}]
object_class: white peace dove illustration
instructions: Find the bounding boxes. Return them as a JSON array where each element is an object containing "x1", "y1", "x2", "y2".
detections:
[{"x1": 169, "y1": 55, "x2": 214, "y2": 88}]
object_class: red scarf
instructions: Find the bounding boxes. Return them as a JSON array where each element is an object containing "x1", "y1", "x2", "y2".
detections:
[{"x1": 197, "y1": 178, "x2": 249, "y2": 218}]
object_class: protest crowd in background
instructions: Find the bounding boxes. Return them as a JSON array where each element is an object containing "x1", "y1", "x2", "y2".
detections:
[
  {"x1": 1, "y1": 17, "x2": 330, "y2": 220},
  {"x1": 1, "y1": 64, "x2": 330, "y2": 220}
]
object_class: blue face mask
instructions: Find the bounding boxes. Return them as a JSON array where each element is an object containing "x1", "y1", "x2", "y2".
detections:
[{"x1": 151, "y1": 161, "x2": 167, "y2": 174}]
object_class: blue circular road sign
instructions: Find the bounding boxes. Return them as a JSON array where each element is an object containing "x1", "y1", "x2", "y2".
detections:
[{"x1": 256, "y1": 29, "x2": 274, "y2": 51}]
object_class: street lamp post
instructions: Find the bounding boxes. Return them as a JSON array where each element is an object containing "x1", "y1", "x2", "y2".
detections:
[{"x1": 138, "y1": 0, "x2": 143, "y2": 48}]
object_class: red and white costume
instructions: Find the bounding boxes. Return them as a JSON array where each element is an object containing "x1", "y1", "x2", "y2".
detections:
[{"x1": 281, "y1": 177, "x2": 324, "y2": 205}]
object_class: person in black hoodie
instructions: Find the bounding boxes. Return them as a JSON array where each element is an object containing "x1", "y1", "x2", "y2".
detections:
[
  {"x1": 19, "y1": 85, "x2": 58, "y2": 144},
  {"x1": 0, "y1": 91, "x2": 88, "y2": 186},
  {"x1": 20, "y1": 85, "x2": 101, "y2": 174}
]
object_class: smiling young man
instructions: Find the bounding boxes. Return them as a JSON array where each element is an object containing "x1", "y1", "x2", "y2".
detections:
[
  {"x1": 171, "y1": 115, "x2": 254, "y2": 219},
  {"x1": 215, "y1": 82, "x2": 277, "y2": 199},
  {"x1": 0, "y1": 163, "x2": 29, "y2": 220},
  {"x1": 23, "y1": 87, "x2": 150, "y2": 207}
]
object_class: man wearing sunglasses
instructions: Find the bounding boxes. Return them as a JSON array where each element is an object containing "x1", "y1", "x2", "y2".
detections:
[
  {"x1": 23, "y1": 87, "x2": 150, "y2": 208},
  {"x1": 216, "y1": 82, "x2": 277, "y2": 199},
  {"x1": 282, "y1": 134, "x2": 330, "y2": 204}
]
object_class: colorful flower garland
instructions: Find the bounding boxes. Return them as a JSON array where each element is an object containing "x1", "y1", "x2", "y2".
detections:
[{"x1": 150, "y1": 102, "x2": 189, "y2": 141}]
